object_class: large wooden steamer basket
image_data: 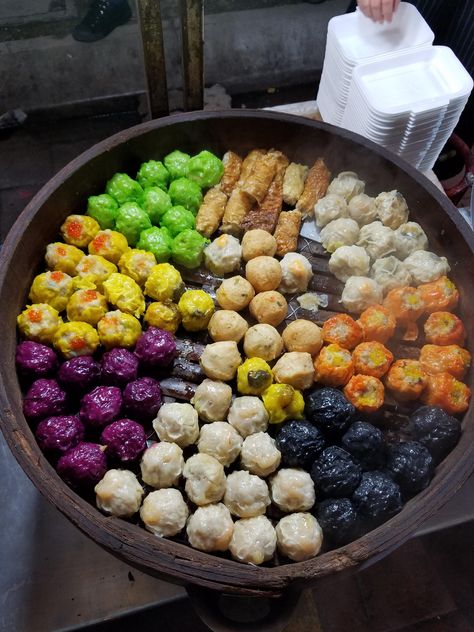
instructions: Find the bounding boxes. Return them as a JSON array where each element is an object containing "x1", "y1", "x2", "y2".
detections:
[{"x1": 1, "y1": 110, "x2": 474, "y2": 598}]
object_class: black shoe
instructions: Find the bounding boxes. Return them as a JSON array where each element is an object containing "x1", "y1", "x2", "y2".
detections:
[{"x1": 72, "y1": 0, "x2": 131, "y2": 43}]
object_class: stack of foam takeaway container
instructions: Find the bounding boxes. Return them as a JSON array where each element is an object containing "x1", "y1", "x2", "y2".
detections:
[{"x1": 317, "y1": 2, "x2": 473, "y2": 171}]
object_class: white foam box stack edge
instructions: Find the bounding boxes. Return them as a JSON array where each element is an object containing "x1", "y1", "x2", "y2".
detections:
[{"x1": 317, "y1": 2, "x2": 473, "y2": 170}]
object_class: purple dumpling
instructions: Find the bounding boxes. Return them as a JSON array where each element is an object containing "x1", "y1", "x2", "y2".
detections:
[
  {"x1": 122, "y1": 377, "x2": 162, "y2": 422},
  {"x1": 36, "y1": 415, "x2": 85, "y2": 454},
  {"x1": 134, "y1": 327, "x2": 176, "y2": 368},
  {"x1": 16, "y1": 341, "x2": 58, "y2": 378},
  {"x1": 100, "y1": 348, "x2": 139, "y2": 386},
  {"x1": 23, "y1": 379, "x2": 67, "y2": 421},
  {"x1": 57, "y1": 442, "x2": 107, "y2": 489},
  {"x1": 58, "y1": 356, "x2": 101, "y2": 391},
  {"x1": 80, "y1": 386, "x2": 122, "y2": 428},
  {"x1": 100, "y1": 419, "x2": 147, "y2": 463}
]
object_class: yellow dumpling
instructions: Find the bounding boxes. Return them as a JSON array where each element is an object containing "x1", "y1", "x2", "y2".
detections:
[
  {"x1": 144, "y1": 301, "x2": 181, "y2": 333},
  {"x1": 103, "y1": 273, "x2": 145, "y2": 317},
  {"x1": 178, "y1": 289, "x2": 215, "y2": 332},
  {"x1": 53, "y1": 321, "x2": 100, "y2": 359},
  {"x1": 29, "y1": 271, "x2": 74, "y2": 312},
  {"x1": 45, "y1": 242, "x2": 84, "y2": 276},
  {"x1": 262, "y1": 383, "x2": 304, "y2": 424},
  {"x1": 144, "y1": 263, "x2": 184, "y2": 302},
  {"x1": 97, "y1": 310, "x2": 142, "y2": 349},
  {"x1": 88, "y1": 229, "x2": 129, "y2": 264},
  {"x1": 76, "y1": 255, "x2": 117, "y2": 291},
  {"x1": 17, "y1": 303, "x2": 63, "y2": 344},
  {"x1": 66, "y1": 289, "x2": 108, "y2": 326},
  {"x1": 60, "y1": 214, "x2": 100, "y2": 248},
  {"x1": 118, "y1": 249, "x2": 156, "y2": 286}
]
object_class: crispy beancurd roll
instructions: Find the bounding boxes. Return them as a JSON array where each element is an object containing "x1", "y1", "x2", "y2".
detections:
[
  {"x1": 343, "y1": 374, "x2": 385, "y2": 413},
  {"x1": 296, "y1": 158, "x2": 331, "y2": 218},
  {"x1": 383, "y1": 286, "x2": 425, "y2": 341},
  {"x1": 322, "y1": 314, "x2": 363, "y2": 350},
  {"x1": 357, "y1": 305, "x2": 396, "y2": 344},
  {"x1": 352, "y1": 341, "x2": 394, "y2": 378},
  {"x1": 424, "y1": 311, "x2": 466, "y2": 346},
  {"x1": 17, "y1": 303, "x2": 63, "y2": 344},
  {"x1": 313, "y1": 343, "x2": 354, "y2": 387},
  {"x1": 60, "y1": 214, "x2": 100, "y2": 248},
  {"x1": 97, "y1": 309, "x2": 142, "y2": 349},
  {"x1": 221, "y1": 188, "x2": 255, "y2": 236},
  {"x1": 274, "y1": 210, "x2": 302, "y2": 257},
  {"x1": 88, "y1": 229, "x2": 129, "y2": 264},
  {"x1": 75, "y1": 255, "x2": 117, "y2": 291},
  {"x1": 29, "y1": 271, "x2": 74, "y2": 312},
  {"x1": 421, "y1": 372, "x2": 471, "y2": 415},
  {"x1": 238, "y1": 149, "x2": 266, "y2": 185},
  {"x1": 45, "y1": 242, "x2": 84, "y2": 277},
  {"x1": 283, "y1": 162, "x2": 308, "y2": 206},
  {"x1": 219, "y1": 151, "x2": 243, "y2": 196},
  {"x1": 66, "y1": 289, "x2": 108, "y2": 326},
  {"x1": 418, "y1": 276, "x2": 459, "y2": 314},
  {"x1": 195, "y1": 186, "x2": 228, "y2": 237},
  {"x1": 419, "y1": 344, "x2": 471, "y2": 380},
  {"x1": 53, "y1": 321, "x2": 100, "y2": 359},
  {"x1": 385, "y1": 359, "x2": 427, "y2": 402},
  {"x1": 241, "y1": 151, "x2": 279, "y2": 204}
]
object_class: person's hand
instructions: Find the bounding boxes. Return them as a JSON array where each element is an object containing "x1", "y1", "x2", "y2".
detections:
[{"x1": 357, "y1": 0, "x2": 401, "y2": 23}]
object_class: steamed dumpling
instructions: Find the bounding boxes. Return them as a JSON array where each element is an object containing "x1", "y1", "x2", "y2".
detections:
[
  {"x1": 327, "y1": 171, "x2": 365, "y2": 201},
  {"x1": 357, "y1": 221, "x2": 395, "y2": 261},
  {"x1": 375, "y1": 190, "x2": 409, "y2": 230},
  {"x1": 341, "y1": 276, "x2": 383, "y2": 313},
  {"x1": 314, "y1": 194, "x2": 348, "y2": 228},
  {"x1": 320, "y1": 218, "x2": 360, "y2": 254},
  {"x1": 347, "y1": 193, "x2": 378, "y2": 226},
  {"x1": 370, "y1": 256, "x2": 412, "y2": 295},
  {"x1": 328, "y1": 245, "x2": 370, "y2": 282},
  {"x1": 393, "y1": 222, "x2": 429, "y2": 260},
  {"x1": 403, "y1": 250, "x2": 450, "y2": 285}
]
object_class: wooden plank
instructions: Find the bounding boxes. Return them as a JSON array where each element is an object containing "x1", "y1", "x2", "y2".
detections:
[
  {"x1": 136, "y1": 0, "x2": 169, "y2": 119},
  {"x1": 180, "y1": 0, "x2": 204, "y2": 111}
]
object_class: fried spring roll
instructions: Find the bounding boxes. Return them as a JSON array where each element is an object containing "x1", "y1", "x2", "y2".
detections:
[
  {"x1": 241, "y1": 152, "x2": 279, "y2": 204},
  {"x1": 219, "y1": 151, "x2": 242, "y2": 196},
  {"x1": 238, "y1": 149, "x2": 266, "y2": 184},
  {"x1": 274, "y1": 210, "x2": 302, "y2": 256},
  {"x1": 221, "y1": 188, "x2": 255, "y2": 236},
  {"x1": 296, "y1": 158, "x2": 331, "y2": 218},
  {"x1": 283, "y1": 162, "x2": 309, "y2": 206},
  {"x1": 195, "y1": 186, "x2": 228, "y2": 237}
]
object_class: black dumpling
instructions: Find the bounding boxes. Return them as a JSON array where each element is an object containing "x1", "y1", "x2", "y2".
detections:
[
  {"x1": 310, "y1": 446, "x2": 361, "y2": 498},
  {"x1": 276, "y1": 420, "x2": 326, "y2": 469},
  {"x1": 305, "y1": 387, "x2": 355, "y2": 437},
  {"x1": 341, "y1": 421, "x2": 386, "y2": 471},
  {"x1": 352, "y1": 471, "x2": 402, "y2": 525},
  {"x1": 316, "y1": 498, "x2": 359, "y2": 545},
  {"x1": 410, "y1": 406, "x2": 461, "y2": 464},
  {"x1": 386, "y1": 441, "x2": 434, "y2": 498}
]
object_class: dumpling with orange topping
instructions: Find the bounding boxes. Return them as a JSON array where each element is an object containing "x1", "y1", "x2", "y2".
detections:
[
  {"x1": 103, "y1": 273, "x2": 145, "y2": 318},
  {"x1": 97, "y1": 310, "x2": 142, "y2": 349},
  {"x1": 322, "y1": 314, "x2": 363, "y2": 350},
  {"x1": 357, "y1": 305, "x2": 396, "y2": 344},
  {"x1": 279, "y1": 253, "x2": 313, "y2": 294},
  {"x1": 418, "y1": 276, "x2": 459, "y2": 314},
  {"x1": 424, "y1": 311, "x2": 465, "y2": 346},
  {"x1": 419, "y1": 344, "x2": 471, "y2": 380},
  {"x1": 118, "y1": 248, "x2": 156, "y2": 287},
  {"x1": 45, "y1": 242, "x2": 84, "y2": 277},
  {"x1": 66, "y1": 289, "x2": 108, "y2": 326},
  {"x1": 17, "y1": 303, "x2": 63, "y2": 344},
  {"x1": 385, "y1": 359, "x2": 427, "y2": 402},
  {"x1": 343, "y1": 374, "x2": 385, "y2": 413},
  {"x1": 88, "y1": 229, "x2": 129, "y2": 264},
  {"x1": 313, "y1": 344, "x2": 354, "y2": 387},
  {"x1": 383, "y1": 286, "x2": 425, "y2": 340},
  {"x1": 29, "y1": 271, "x2": 74, "y2": 312},
  {"x1": 75, "y1": 254, "x2": 117, "y2": 291},
  {"x1": 421, "y1": 372, "x2": 471, "y2": 415},
  {"x1": 60, "y1": 215, "x2": 101, "y2": 248},
  {"x1": 352, "y1": 341, "x2": 393, "y2": 378},
  {"x1": 53, "y1": 321, "x2": 100, "y2": 358}
]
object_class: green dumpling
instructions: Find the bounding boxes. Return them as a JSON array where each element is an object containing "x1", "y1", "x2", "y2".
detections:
[
  {"x1": 171, "y1": 229, "x2": 208, "y2": 269},
  {"x1": 137, "y1": 160, "x2": 169, "y2": 191},
  {"x1": 164, "y1": 150, "x2": 191, "y2": 181},
  {"x1": 142, "y1": 187, "x2": 173, "y2": 224},
  {"x1": 87, "y1": 194, "x2": 119, "y2": 230},
  {"x1": 160, "y1": 206, "x2": 195, "y2": 238},
  {"x1": 115, "y1": 202, "x2": 152, "y2": 247},
  {"x1": 106, "y1": 173, "x2": 144, "y2": 205},
  {"x1": 137, "y1": 226, "x2": 172, "y2": 263},
  {"x1": 168, "y1": 178, "x2": 203, "y2": 215},
  {"x1": 186, "y1": 150, "x2": 224, "y2": 188}
]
